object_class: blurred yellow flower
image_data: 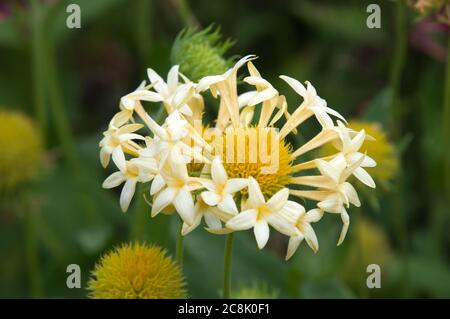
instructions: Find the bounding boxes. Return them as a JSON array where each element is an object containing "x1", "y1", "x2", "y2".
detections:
[
  {"x1": 88, "y1": 242, "x2": 187, "y2": 299},
  {"x1": 0, "y1": 109, "x2": 42, "y2": 193},
  {"x1": 341, "y1": 217, "x2": 392, "y2": 294}
]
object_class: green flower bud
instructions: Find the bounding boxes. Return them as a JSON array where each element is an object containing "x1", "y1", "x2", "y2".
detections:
[{"x1": 171, "y1": 25, "x2": 235, "y2": 81}]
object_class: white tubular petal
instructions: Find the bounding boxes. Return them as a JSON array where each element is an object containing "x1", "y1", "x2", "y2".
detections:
[
  {"x1": 291, "y1": 129, "x2": 338, "y2": 158},
  {"x1": 211, "y1": 157, "x2": 228, "y2": 185},
  {"x1": 244, "y1": 75, "x2": 269, "y2": 86},
  {"x1": 303, "y1": 223, "x2": 319, "y2": 253},
  {"x1": 286, "y1": 234, "x2": 304, "y2": 260},
  {"x1": 315, "y1": 159, "x2": 340, "y2": 183},
  {"x1": 350, "y1": 129, "x2": 366, "y2": 153},
  {"x1": 267, "y1": 188, "x2": 289, "y2": 211},
  {"x1": 248, "y1": 87, "x2": 278, "y2": 106},
  {"x1": 362, "y1": 155, "x2": 377, "y2": 167},
  {"x1": 337, "y1": 209, "x2": 350, "y2": 246},
  {"x1": 119, "y1": 133, "x2": 145, "y2": 142},
  {"x1": 181, "y1": 210, "x2": 202, "y2": 236},
  {"x1": 201, "y1": 191, "x2": 221, "y2": 206},
  {"x1": 279, "y1": 75, "x2": 307, "y2": 97},
  {"x1": 179, "y1": 104, "x2": 193, "y2": 117},
  {"x1": 254, "y1": 220, "x2": 270, "y2": 249},
  {"x1": 224, "y1": 178, "x2": 248, "y2": 193},
  {"x1": 119, "y1": 179, "x2": 137, "y2": 212},
  {"x1": 167, "y1": 65, "x2": 179, "y2": 93},
  {"x1": 353, "y1": 167, "x2": 376, "y2": 188},
  {"x1": 282, "y1": 201, "x2": 305, "y2": 222},
  {"x1": 147, "y1": 68, "x2": 168, "y2": 96},
  {"x1": 266, "y1": 212, "x2": 298, "y2": 236},
  {"x1": 150, "y1": 174, "x2": 166, "y2": 195},
  {"x1": 247, "y1": 177, "x2": 265, "y2": 207},
  {"x1": 100, "y1": 148, "x2": 110, "y2": 168},
  {"x1": 102, "y1": 172, "x2": 125, "y2": 189},
  {"x1": 132, "y1": 90, "x2": 164, "y2": 103},
  {"x1": 111, "y1": 110, "x2": 132, "y2": 127},
  {"x1": 324, "y1": 106, "x2": 346, "y2": 122},
  {"x1": 341, "y1": 182, "x2": 361, "y2": 207},
  {"x1": 217, "y1": 194, "x2": 238, "y2": 215},
  {"x1": 311, "y1": 106, "x2": 333, "y2": 129},
  {"x1": 238, "y1": 91, "x2": 258, "y2": 108},
  {"x1": 204, "y1": 211, "x2": 222, "y2": 230},
  {"x1": 151, "y1": 187, "x2": 177, "y2": 217},
  {"x1": 318, "y1": 196, "x2": 343, "y2": 214},
  {"x1": 305, "y1": 209, "x2": 324, "y2": 223},
  {"x1": 197, "y1": 75, "x2": 225, "y2": 91},
  {"x1": 226, "y1": 209, "x2": 257, "y2": 230},
  {"x1": 112, "y1": 146, "x2": 127, "y2": 173},
  {"x1": 173, "y1": 186, "x2": 195, "y2": 226}
]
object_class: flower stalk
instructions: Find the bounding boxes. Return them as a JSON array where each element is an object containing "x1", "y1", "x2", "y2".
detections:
[{"x1": 222, "y1": 233, "x2": 234, "y2": 299}]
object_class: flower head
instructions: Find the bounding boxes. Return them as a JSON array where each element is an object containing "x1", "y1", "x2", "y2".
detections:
[
  {"x1": 0, "y1": 110, "x2": 42, "y2": 193},
  {"x1": 88, "y1": 242, "x2": 187, "y2": 299}
]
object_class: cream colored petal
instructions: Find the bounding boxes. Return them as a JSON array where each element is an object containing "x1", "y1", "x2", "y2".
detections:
[
  {"x1": 279, "y1": 75, "x2": 307, "y2": 97},
  {"x1": 120, "y1": 179, "x2": 137, "y2": 212},
  {"x1": 201, "y1": 191, "x2": 221, "y2": 206},
  {"x1": 315, "y1": 159, "x2": 341, "y2": 184},
  {"x1": 226, "y1": 209, "x2": 257, "y2": 230},
  {"x1": 167, "y1": 65, "x2": 179, "y2": 93},
  {"x1": 291, "y1": 129, "x2": 338, "y2": 158},
  {"x1": 204, "y1": 211, "x2": 222, "y2": 230},
  {"x1": 181, "y1": 209, "x2": 202, "y2": 236},
  {"x1": 147, "y1": 68, "x2": 168, "y2": 96},
  {"x1": 349, "y1": 129, "x2": 365, "y2": 153},
  {"x1": 304, "y1": 209, "x2": 324, "y2": 223},
  {"x1": 318, "y1": 195, "x2": 343, "y2": 214},
  {"x1": 211, "y1": 157, "x2": 228, "y2": 185},
  {"x1": 254, "y1": 220, "x2": 270, "y2": 249},
  {"x1": 247, "y1": 177, "x2": 265, "y2": 208},
  {"x1": 340, "y1": 182, "x2": 360, "y2": 207},
  {"x1": 248, "y1": 87, "x2": 278, "y2": 106},
  {"x1": 100, "y1": 148, "x2": 110, "y2": 168},
  {"x1": 353, "y1": 167, "x2": 376, "y2": 188},
  {"x1": 102, "y1": 171, "x2": 125, "y2": 189},
  {"x1": 303, "y1": 223, "x2": 319, "y2": 253},
  {"x1": 224, "y1": 178, "x2": 248, "y2": 193},
  {"x1": 310, "y1": 106, "x2": 334, "y2": 129},
  {"x1": 151, "y1": 187, "x2": 177, "y2": 217},
  {"x1": 217, "y1": 193, "x2": 238, "y2": 215},
  {"x1": 324, "y1": 106, "x2": 346, "y2": 123},
  {"x1": 205, "y1": 227, "x2": 234, "y2": 235},
  {"x1": 238, "y1": 91, "x2": 258, "y2": 108},
  {"x1": 337, "y1": 209, "x2": 350, "y2": 246},
  {"x1": 173, "y1": 185, "x2": 195, "y2": 226},
  {"x1": 267, "y1": 188, "x2": 289, "y2": 211},
  {"x1": 266, "y1": 212, "x2": 298, "y2": 236},
  {"x1": 150, "y1": 174, "x2": 166, "y2": 195},
  {"x1": 112, "y1": 146, "x2": 127, "y2": 173},
  {"x1": 286, "y1": 234, "x2": 304, "y2": 260}
]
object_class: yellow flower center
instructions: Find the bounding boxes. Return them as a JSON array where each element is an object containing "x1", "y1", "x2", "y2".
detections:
[{"x1": 220, "y1": 127, "x2": 293, "y2": 197}]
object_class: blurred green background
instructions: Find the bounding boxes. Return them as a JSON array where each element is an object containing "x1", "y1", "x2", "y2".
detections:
[{"x1": 0, "y1": 0, "x2": 449, "y2": 298}]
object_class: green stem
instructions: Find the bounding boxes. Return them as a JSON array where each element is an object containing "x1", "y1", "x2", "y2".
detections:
[
  {"x1": 30, "y1": 0, "x2": 47, "y2": 140},
  {"x1": 175, "y1": 0, "x2": 198, "y2": 28},
  {"x1": 135, "y1": 0, "x2": 153, "y2": 65},
  {"x1": 389, "y1": 0, "x2": 409, "y2": 297},
  {"x1": 131, "y1": 187, "x2": 149, "y2": 241},
  {"x1": 223, "y1": 233, "x2": 234, "y2": 299},
  {"x1": 443, "y1": 34, "x2": 450, "y2": 210},
  {"x1": 24, "y1": 204, "x2": 42, "y2": 297},
  {"x1": 175, "y1": 218, "x2": 184, "y2": 266}
]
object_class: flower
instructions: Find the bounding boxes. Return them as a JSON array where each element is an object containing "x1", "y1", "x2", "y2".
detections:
[
  {"x1": 285, "y1": 209, "x2": 323, "y2": 260},
  {"x1": 102, "y1": 157, "x2": 157, "y2": 212},
  {"x1": 99, "y1": 123, "x2": 145, "y2": 171},
  {"x1": 226, "y1": 177, "x2": 299, "y2": 249},
  {"x1": 87, "y1": 242, "x2": 186, "y2": 299},
  {"x1": 0, "y1": 110, "x2": 42, "y2": 193},
  {"x1": 150, "y1": 155, "x2": 201, "y2": 225},
  {"x1": 99, "y1": 54, "x2": 377, "y2": 254},
  {"x1": 200, "y1": 157, "x2": 247, "y2": 214}
]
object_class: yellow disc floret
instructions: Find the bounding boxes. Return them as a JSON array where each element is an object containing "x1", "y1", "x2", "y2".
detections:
[
  {"x1": 0, "y1": 109, "x2": 42, "y2": 193},
  {"x1": 87, "y1": 242, "x2": 187, "y2": 299},
  {"x1": 220, "y1": 127, "x2": 293, "y2": 197}
]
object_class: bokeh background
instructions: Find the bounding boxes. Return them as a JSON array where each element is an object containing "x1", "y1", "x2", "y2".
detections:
[{"x1": 0, "y1": 0, "x2": 449, "y2": 298}]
